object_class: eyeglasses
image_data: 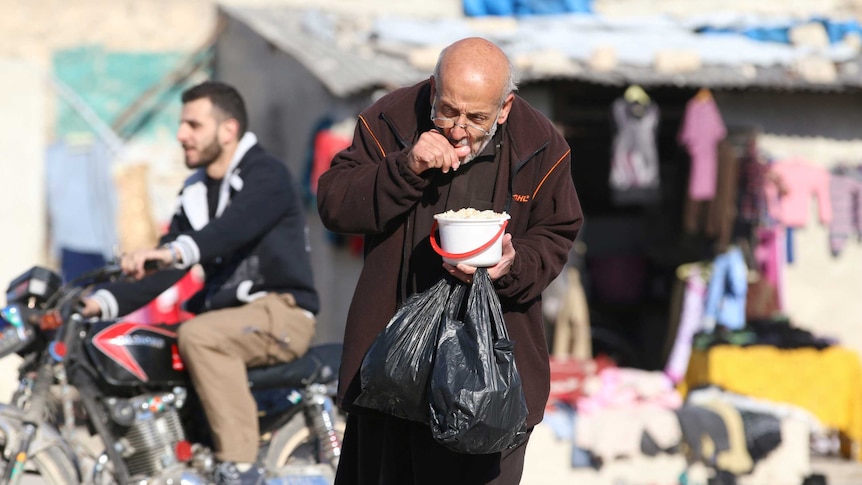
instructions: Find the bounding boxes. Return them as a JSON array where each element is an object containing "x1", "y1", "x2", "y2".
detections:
[
  {"x1": 431, "y1": 115, "x2": 495, "y2": 138},
  {"x1": 430, "y1": 103, "x2": 501, "y2": 138}
]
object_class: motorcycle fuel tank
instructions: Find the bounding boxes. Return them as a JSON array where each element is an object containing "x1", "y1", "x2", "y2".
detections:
[{"x1": 85, "y1": 321, "x2": 189, "y2": 388}]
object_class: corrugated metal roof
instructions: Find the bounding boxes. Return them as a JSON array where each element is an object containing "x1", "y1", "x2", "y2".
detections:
[
  {"x1": 219, "y1": 4, "x2": 862, "y2": 96},
  {"x1": 220, "y1": 5, "x2": 426, "y2": 97},
  {"x1": 558, "y1": 62, "x2": 862, "y2": 92}
]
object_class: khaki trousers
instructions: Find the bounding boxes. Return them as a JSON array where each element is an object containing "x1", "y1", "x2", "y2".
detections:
[{"x1": 177, "y1": 293, "x2": 316, "y2": 462}]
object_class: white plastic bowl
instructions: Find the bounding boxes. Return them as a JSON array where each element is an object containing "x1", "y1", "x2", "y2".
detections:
[{"x1": 432, "y1": 212, "x2": 511, "y2": 267}]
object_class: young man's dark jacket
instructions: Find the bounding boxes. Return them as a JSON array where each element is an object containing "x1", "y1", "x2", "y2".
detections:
[
  {"x1": 92, "y1": 134, "x2": 319, "y2": 320},
  {"x1": 317, "y1": 80, "x2": 583, "y2": 427}
]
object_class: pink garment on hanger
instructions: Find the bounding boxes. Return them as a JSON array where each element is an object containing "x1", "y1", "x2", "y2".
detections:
[
  {"x1": 766, "y1": 159, "x2": 832, "y2": 228},
  {"x1": 678, "y1": 97, "x2": 727, "y2": 200},
  {"x1": 754, "y1": 226, "x2": 785, "y2": 312}
]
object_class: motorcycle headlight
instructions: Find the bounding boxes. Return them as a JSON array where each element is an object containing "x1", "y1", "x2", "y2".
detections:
[{"x1": 0, "y1": 305, "x2": 34, "y2": 358}]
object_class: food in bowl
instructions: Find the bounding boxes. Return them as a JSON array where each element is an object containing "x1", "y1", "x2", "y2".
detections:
[
  {"x1": 435, "y1": 208, "x2": 509, "y2": 220},
  {"x1": 432, "y1": 208, "x2": 511, "y2": 267}
]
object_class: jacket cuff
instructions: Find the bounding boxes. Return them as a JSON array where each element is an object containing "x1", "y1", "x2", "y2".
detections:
[
  {"x1": 90, "y1": 289, "x2": 119, "y2": 320},
  {"x1": 493, "y1": 259, "x2": 518, "y2": 292},
  {"x1": 171, "y1": 235, "x2": 200, "y2": 269},
  {"x1": 396, "y1": 151, "x2": 431, "y2": 189}
]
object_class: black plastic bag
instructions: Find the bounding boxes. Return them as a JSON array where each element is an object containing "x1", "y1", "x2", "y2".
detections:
[
  {"x1": 429, "y1": 268, "x2": 528, "y2": 454},
  {"x1": 353, "y1": 277, "x2": 464, "y2": 423}
]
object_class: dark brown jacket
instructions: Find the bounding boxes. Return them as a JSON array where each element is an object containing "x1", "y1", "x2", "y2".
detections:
[{"x1": 317, "y1": 80, "x2": 583, "y2": 427}]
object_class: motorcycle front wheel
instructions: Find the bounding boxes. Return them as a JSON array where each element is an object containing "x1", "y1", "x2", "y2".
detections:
[
  {"x1": 264, "y1": 411, "x2": 346, "y2": 471},
  {"x1": 0, "y1": 444, "x2": 79, "y2": 485},
  {"x1": 0, "y1": 405, "x2": 78, "y2": 484}
]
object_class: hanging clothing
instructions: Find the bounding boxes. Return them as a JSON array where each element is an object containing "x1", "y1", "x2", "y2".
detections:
[
  {"x1": 683, "y1": 139, "x2": 740, "y2": 250},
  {"x1": 46, "y1": 139, "x2": 118, "y2": 261},
  {"x1": 661, "y1": 273, "x2": 686, "y2": 367},
  {"x1": 552, "y1": 267, "x2": 592, "y2": 360},
  {"x1": 761, "y1": 226, "x2": 787, "y2": 312},
  {"x1": 609, "y1": 97, "x2": 660, "y2": 204},
  {"x1": 828, "y1": 173, "x2": 862, "y2": 256},
  {"x1": 707, "y1": 139, "x2": 741, "y2": 252},
  {"x1": 738, "y1": 150, "x2": 766, "y2": 223},
  {"x1": 703, "y1": 246, "x2": 748, "y2": 332},
  {"x1": 664, "y1": 265, "x2": 708, "y2": 384},
  {"x1": 766, "y1": 159, "x2": 832, "y2": 228},
  {"x1": 786, "y1": 227, "x2": 795, "y2": 264},
  {"x1": 678, "y1": 95, "x2": 727, "y2": 201},
  {"x1": 745, "y1": 276, "x2": 781, "y2": 321},
  {"x1": 310, "y1": 127, "x2": 352, "y2": 197}
]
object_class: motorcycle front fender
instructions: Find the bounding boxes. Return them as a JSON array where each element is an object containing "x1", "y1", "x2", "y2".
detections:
[{"x1": 0, "y1": 404, "x2": 74, "y2": 461}]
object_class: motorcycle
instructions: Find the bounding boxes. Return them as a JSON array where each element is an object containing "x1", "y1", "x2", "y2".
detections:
[{"x1": 0, "y1": 264, "x2": 344, "y2": 484}]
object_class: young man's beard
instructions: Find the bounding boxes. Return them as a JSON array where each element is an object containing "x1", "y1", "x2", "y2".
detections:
[{"x1": 186, "y1": 137, "x2": 223, "y2": 169}]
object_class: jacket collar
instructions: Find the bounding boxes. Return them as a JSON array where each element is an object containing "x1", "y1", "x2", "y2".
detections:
[
  {"x1": 503, "y1": 97, "x2": 553, "y2": 169},
  {"x1": 179, "y1": 132, "x2": 258, "y2": 230},
  {"x1": 215, "y1": 132, "x2": 257, "y2": 217}
]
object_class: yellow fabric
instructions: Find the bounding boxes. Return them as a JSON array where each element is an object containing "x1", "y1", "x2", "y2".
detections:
[{"x1": 684, "y1": 345, "x2": 862, "y2": 461}]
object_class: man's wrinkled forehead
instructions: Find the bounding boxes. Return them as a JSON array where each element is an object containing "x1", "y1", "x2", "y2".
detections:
[{"x1": 434, "y1": 76, "x2": 504, "y2": 112}]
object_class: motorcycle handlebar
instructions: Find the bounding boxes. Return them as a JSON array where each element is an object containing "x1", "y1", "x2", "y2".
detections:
[
  {"x1": 36, "y1": 259, "x2": 169, "y2": 318},
  {"x1": 143, "y1": 259, "x2": 163, "y2": 272},
  {"x1": 67, "y1": 264, "x2": 125, "y2": 287},
  {"x1": 67, "y1": 259, "x2": 162, "y2": 289}
]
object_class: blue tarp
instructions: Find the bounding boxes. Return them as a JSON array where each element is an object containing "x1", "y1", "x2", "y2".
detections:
[
  {"x1": 698, "y1": 17, "x2": 862, "y2": 46},
  {"x1": 463, "y1": 0, "x2": 592, "y2": 17}
]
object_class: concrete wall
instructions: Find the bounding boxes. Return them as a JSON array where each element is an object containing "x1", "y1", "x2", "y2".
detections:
[
  {"x1": 215, "y1": 14, "x2": 372, "y2": 344},
  {"x1": 0, "y1": 0, "x2": 220, "y2": 236},
  {"x1": 718, "y1": 90, "x2": 862, "y2": 355},
  {"x1": 0, "y1": 60, "x2": 47, "y2": 401},
  {"x1": 0, "y1": 61, "x2": 48, "y2": 277}
]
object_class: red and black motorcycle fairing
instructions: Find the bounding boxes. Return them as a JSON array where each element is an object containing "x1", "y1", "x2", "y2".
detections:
[{"x1": 85, "y1": 321, "x2": 189, "y2": 391}]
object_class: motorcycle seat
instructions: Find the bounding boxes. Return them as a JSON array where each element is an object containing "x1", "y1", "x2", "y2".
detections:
[{"x1": 247, "y1": 343, "x2": 341, "y2": 390}]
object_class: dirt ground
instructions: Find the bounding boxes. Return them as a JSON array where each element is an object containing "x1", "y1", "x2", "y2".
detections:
[{"x1": 522, "y1": 421, "x2": 862, "y2": 485}]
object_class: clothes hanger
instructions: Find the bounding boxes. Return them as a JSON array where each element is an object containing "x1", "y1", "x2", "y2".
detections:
[
  {"x1": 676, "y1": 261, "x2": 710, "y2": 282},
  {"x1": 832, "y1": 161, "x2": 851, "y2": 175},
  {"x1": 694, "y1": 87, "x2": 713, "y2": 102},
  {"x1": 623, "y1": 84, "x2": 651, "y2": 105}
]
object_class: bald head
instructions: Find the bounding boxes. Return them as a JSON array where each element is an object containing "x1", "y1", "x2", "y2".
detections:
[
  {"x1": 433, "y1": 37, "x2": 516, "y2": 104},
  {"x1": 428, "y1": 38, "x2": 517, "y2": 163}
]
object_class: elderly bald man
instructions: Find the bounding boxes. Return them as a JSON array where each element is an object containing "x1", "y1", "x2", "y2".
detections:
[{"x1": 318, "y1": 37, "x2": 583, "y2": 485}]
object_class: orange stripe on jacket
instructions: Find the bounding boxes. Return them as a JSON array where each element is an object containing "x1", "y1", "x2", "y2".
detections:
[
  {"x1": 359, "y1": 115, "x2": 386, "y2": 158},
  {"x1": 532, "y1": 149, "x2": 570, "y2": 199}
]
